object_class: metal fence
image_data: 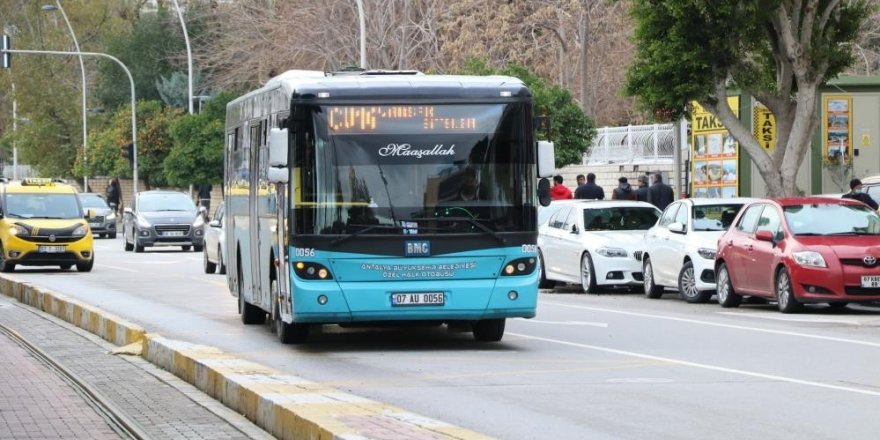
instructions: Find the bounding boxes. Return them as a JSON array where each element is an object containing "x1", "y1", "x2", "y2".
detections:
[{"x1": 584, "y1": 123, "x2": 675, "y2": 165}]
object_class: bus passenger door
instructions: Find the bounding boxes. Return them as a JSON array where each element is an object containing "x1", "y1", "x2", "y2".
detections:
[{"x1": 248, "y1": 124, "x2": 262, "y2": 307}]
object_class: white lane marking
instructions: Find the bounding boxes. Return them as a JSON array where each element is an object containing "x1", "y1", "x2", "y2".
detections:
[
  {"x1": 716, "y1": 311, "x2": 864, "y2": 326},
  {"x1": 539, "y1": 300, "x2": 880, "y2": 348},
  {"x1": 509, "y1": 332, "x2": 880, "y2": 397},
  {"x1": 519, "y1": 319, "x2": 608, "y2": 328},
  {"x1": 96, "y1": 263, "x2": 140, "y2": 273}
]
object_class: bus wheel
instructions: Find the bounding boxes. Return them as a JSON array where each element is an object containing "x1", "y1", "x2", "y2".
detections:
[
  {"x1": 274, "y1": 299, "x2": 308, "y2": 344},
  {"x1": 238, "y1": 271, "x2": 265, "y2": 325},
  {"x1": 473, "y1": 318, "x2": 505, "y2": 342}
]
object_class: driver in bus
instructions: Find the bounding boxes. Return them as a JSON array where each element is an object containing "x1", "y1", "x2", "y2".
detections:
[{"x1": 454, "y1": 167, "x2": 480, "y2": 201}]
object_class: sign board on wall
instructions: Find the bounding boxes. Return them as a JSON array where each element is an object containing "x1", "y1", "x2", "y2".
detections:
[
  {"x1": 753, "y1": 102, "x2": 776, "y2": 151},
  {"x1": 823, "y1": 96, "x2": 852, "y2": 160},
  {"x1": 691, "y1": 97, "x2": 740, "y2": 198}
]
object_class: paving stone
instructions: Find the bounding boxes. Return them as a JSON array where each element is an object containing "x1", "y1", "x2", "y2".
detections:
[{"x1": 0, "y1": 297, "x2": 274, "y2": 440}]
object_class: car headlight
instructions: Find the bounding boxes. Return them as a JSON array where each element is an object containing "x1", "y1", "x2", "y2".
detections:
[
  {"x1": 596, "y1": 247, "x2": 628, "y2": 258},
  {"x1": 72, "y1": 225, "x2": 87, "y2": 237},
  {"x1": 107, "y1": 212, "x2": 116, "y2": 221},
  {"x1": 792, "y1": 251, "x2": 826, "y2": 268},
  {"x1": 193, "y1": 215, "x2": 205, "y2": 228},
  {"x1": 697, "y1": 247, "x2": 717, "y2": 260},
  {"x1": 136, "y1": 215, "x2": 152, "y2": 228},
  {"x1": 9, "y1": 225, "x2": 29, "y2": 237}
]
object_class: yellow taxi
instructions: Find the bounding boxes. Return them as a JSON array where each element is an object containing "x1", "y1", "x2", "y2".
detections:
[{"x1": 0, "y1": 178, "x2": 95, "y2": 272}]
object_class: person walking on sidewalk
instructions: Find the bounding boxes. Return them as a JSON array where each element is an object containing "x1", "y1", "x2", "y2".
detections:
[
  {"x1": 550, "y1": 175, "x2": 573, "y2": 200},
  {"x1": 105, "y1": 177, "x2": 122, "y2": 215}
]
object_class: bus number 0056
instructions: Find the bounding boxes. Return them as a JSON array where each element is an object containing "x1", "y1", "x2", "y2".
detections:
[{"x1": 294, "y1": 248, "x2": 316, "y2": 257}]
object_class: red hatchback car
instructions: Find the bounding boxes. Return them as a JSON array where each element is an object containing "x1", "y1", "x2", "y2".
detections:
[{"x1": 715, "y1": 197, "x2": 880, "y2": 313}]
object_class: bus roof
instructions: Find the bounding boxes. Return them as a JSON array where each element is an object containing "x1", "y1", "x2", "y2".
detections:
[{"x1": 240, "y1": 69, "x2": 531, "y2": 103}]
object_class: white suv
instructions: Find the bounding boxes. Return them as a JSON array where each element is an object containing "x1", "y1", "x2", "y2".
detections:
[{"x1": 640, "y1": 198, "x2": 756, "y2": 303}]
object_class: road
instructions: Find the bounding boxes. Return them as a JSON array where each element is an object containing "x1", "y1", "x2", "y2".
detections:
[{"x1": 10, "y1": 237, "x2": 880, "y2": 439}]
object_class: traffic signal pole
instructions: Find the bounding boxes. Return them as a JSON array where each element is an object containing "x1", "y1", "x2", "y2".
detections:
[{"x1": 0, "y1": 45, "x2": 139, "y2": 197}]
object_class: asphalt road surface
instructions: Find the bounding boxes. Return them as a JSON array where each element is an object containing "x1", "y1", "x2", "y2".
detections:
[{"x1": 11, "y1": 237, "x2": 880, "y2": 439}]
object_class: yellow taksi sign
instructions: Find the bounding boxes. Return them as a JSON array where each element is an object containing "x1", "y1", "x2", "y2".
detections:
[
  {"x1": 752, "y1": 102, "x2": 776, "y2": 151},
  {"x1": 691, "y1": 97, "x2": 740, "y2": 199}
]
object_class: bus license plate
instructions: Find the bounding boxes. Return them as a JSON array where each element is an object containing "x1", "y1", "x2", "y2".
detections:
[
  {"x1": 861, "y1": 276, "x2": 880, "y2": 288},
  {"x1": 38, "y1": 245, "x2": 66, "y2": 253},
  {"x1": 391, "y1": 292, "x2": 445, "y2": 306}
]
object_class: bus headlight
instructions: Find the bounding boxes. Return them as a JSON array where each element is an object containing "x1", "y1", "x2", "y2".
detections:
[
  {"x1": 501, "y1": 257, "x2": 537, "y2": 276},
  {"x1": 294, "y1": 261, "x2": 334, "y2": 280}
]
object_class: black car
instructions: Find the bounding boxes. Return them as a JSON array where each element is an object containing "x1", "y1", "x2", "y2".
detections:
[{"x1": 122, "y1": 190, "x2": 206, "y2": 252}]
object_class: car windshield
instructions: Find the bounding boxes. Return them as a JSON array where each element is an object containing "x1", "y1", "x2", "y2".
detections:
[
  {"x1": 79, "y1": 194, "x2": 109, "y2": 209},
  {"x1": 784, "y1": 203, "x2": 880, "y2": 235},
  {"x1": 692, "y1": 204, "x2": 745, "y2": 231},
  {"x1": 138, "y1": 193, "x2": 195, "y2": 212},
  {"x1": 6, "y1": 193, "x2": 82, "y2": 219},
  {"x1": 583, "y1": 207, "x2": 660, "y2": 231}
]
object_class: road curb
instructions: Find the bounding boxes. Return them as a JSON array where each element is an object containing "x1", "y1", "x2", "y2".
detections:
[{"x1": 0, "y1": 275, "x2": 492, "y2": 440}]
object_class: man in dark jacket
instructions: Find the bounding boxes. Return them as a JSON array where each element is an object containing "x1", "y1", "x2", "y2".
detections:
[
  {"x1": 611, "y1": 177, "x2": 636, "y2": 200},
  {"x1": 574, "y1": 173, "x2": 605, "y2": 200},
  {"x1": 842, "y1": 178, "x2": 879, "y2": 210},
  {"x1": 648, "y1": 173, "x2": 674, "y2": 210},
  {"x1": 635, "y1": 175, "x2": 650, "y2": 203}
]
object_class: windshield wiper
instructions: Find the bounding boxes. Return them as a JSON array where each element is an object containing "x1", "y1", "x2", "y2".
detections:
[
  {"x1": 412, "y1": 217, "x2": 506, "y2": 245},
  {"x1": 693, "y1": 228, "x2": 723, "y2": 231},
  {"x1": 794, "y1": 232, "x2": 823, "y2": 236},
  {"x1": 329, "y1": 224, "x2": 401, "y2": 246}
]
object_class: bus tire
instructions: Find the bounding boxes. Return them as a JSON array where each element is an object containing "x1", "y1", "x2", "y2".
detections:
[
  {"x1": 473, "y1": 318, "x2": 505, "y2": 342},
  {"x1": 274, "y1": 301, "x2": 308, "y2": 344},
  {"x1": 239, "y1": 269, "x2": 265, "y2": 325}
]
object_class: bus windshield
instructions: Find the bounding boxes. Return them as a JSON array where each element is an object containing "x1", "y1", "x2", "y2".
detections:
[{"x1": 294, "y1": 103, "x2": 534, "y2": 235}]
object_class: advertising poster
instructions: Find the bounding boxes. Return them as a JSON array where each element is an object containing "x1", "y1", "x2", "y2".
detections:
[
  {"x1": 691, "y1": 97, "x2": 740, "y2": 198},
  {"x1": 823, "y1": 96, "x2": 852, "y2": 160}
]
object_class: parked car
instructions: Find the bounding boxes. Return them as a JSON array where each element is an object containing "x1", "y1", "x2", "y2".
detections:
[
  {"x1": 641, "y1": 197, "x2": 755, "y2": 303},
  {"x1": 203, "y1": 202, "x2": 226, "y2": 274},
  {"x1": 78, "y1": 192, "x2": 117, "y2": 239},
  {"x1": 122, "y1": 190, "x2": 206, "y2": 253},
  {"x1": 715, "y1": 197, "x2": 880, "y2": 313},
  {"x1": 538, "y1": 200, "x2": 661, "y2": 293}
]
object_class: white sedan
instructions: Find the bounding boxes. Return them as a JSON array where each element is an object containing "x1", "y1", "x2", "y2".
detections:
[
  {"x1": 641, "y1": 197, "x2": 755, "y2": 302},
  {"x1": 538, "y1": 200, "x2": 661, "y2": 293},
  {"x1": 203, "y1": 202, "x2": 227, "y2": 274}
]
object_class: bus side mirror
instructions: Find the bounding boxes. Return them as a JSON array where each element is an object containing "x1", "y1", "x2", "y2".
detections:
[
  {"x1": 268, "y1": 128, "x2": 288, "y2": 167},
  {"x1": 538, "y1": 178, "x2": 551, "y2": 207},
  {"x1": 268, "y1": 127, "x2": 289, "y2": 184},
  {"x1": 537, "y1": 141, "x2": 555, "y2": 178}
]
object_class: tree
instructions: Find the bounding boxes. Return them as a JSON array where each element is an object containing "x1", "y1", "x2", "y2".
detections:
[
  {"x1": 459, "y1": 59, "x2": 596, "y2": 168},
  {"x1": 164, "y1": 91, "x2": 237, "y2": 187},
  {"x1": 625, "y1": 0, "x2": 874, "y2": 197}
]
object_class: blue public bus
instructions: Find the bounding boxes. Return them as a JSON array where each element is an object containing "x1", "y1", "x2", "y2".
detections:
[{"x1": 225, "y1": 69, "x2": 554, "y2": 343}]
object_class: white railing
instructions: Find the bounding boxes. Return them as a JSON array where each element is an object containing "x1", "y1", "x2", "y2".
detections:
[{"x1": 584, "y1": 123, "x2": 676, "y2": 165}]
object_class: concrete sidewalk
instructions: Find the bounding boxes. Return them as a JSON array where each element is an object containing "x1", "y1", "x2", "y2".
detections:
[{"x1": 0, "y1": 296, "x2": 274, "y2": 440}]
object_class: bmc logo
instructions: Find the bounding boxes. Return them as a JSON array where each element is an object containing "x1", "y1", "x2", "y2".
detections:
[{"x1": 405, "y1": 241, "x2": 431, "y2": 256}]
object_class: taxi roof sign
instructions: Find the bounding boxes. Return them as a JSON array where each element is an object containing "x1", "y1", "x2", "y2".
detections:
[{"x1": 21, "y1": 178, "x2": 64, "y2": 186}]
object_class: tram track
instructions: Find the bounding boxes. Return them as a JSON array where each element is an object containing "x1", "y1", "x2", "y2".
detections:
[{"x1": 0, "y1": 321, "x2": 152, "y2": 440}]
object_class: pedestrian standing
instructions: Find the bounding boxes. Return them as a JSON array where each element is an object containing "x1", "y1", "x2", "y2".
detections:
[
  {"x1": 611, "y1": 176, "x2": 636, "y2": 200},
  {"x1": 576, "y1": 174, "x2": 586, "y2": 187},
  {"x1": 574, "y1": 173, "x2": 605, "y2": 200},
  {"x1": 550, "y1": 175, "x2": 573, "y2": 200},
  {"x1": 635, "y1": 175, "x2": 650, "y2": 203},
  {"x1": 648, "y1": 173, "x2": 674, "y2": 210},
  {"x1": 198, "y1": 184, "x2": 213, "y2": 213},
  {"x1": 842, "y1": 178, "x2": 879, "y2": 210}
]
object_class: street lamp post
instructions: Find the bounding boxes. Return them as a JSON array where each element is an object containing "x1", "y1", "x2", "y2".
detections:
[
  {"x1": 11, "y1": 82, "x2": 18, "y2": 180},
  {"x1": 171, "y1": 0, "x2": 193, "y2": 115},
  {"x1": 42, "y1": 1, "x2": 88, "y2": 192},
  {"x1": 355, "y1": 0, "x2": 366, "y2": 68}
]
